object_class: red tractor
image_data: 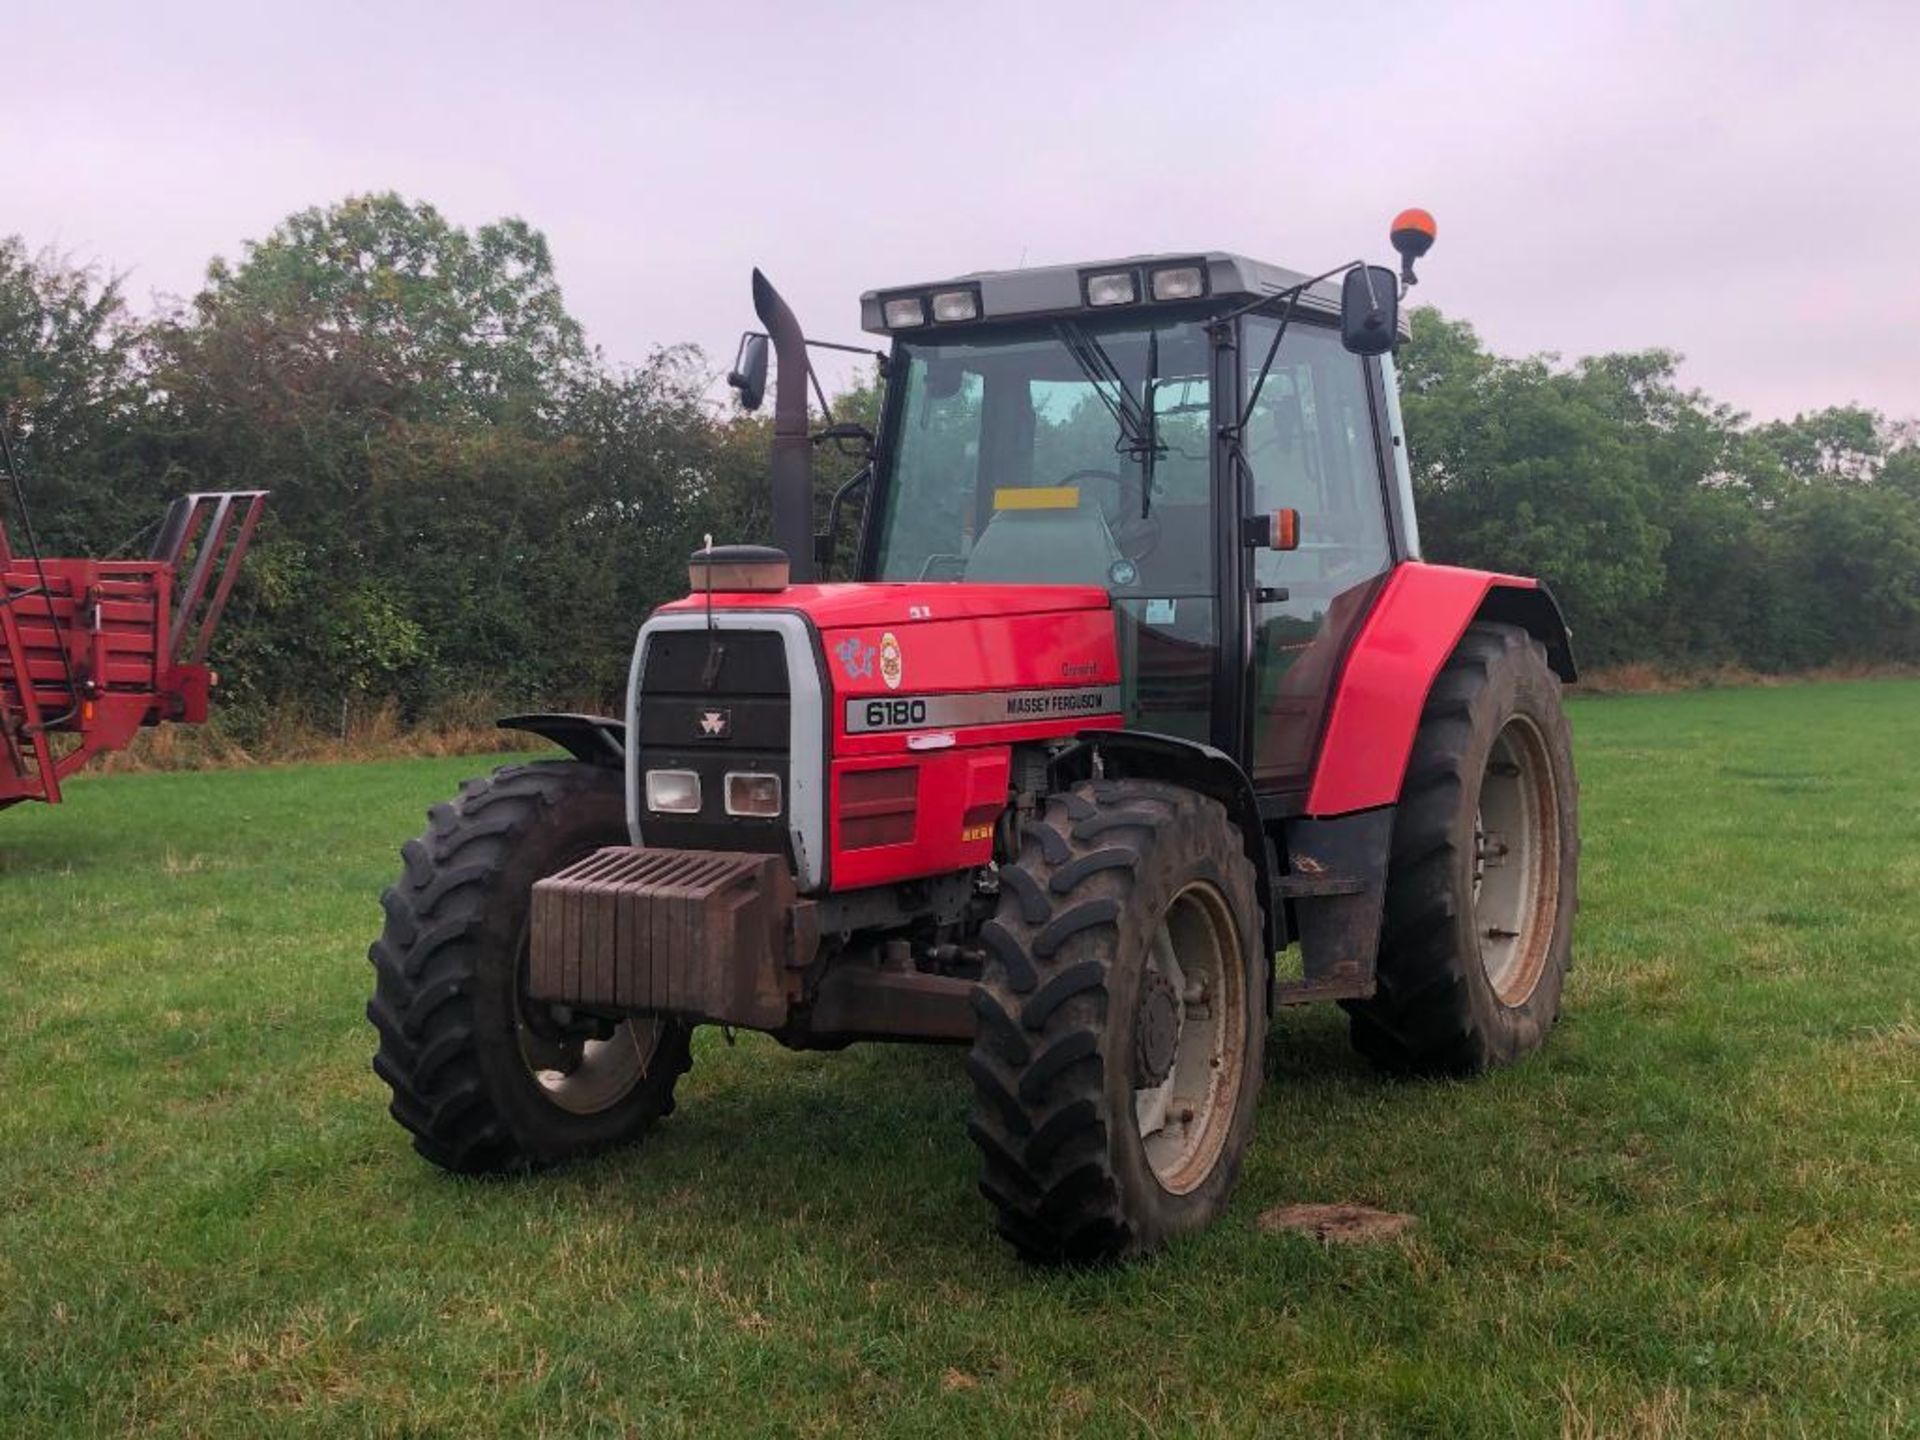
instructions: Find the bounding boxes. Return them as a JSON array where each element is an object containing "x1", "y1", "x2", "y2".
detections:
[
  {"x1": 369, "y1": 213, "x2": 1580, "y2": 1263},
  {"x1": 1, "y1": 450, "x2": 266, "y2": 811}
]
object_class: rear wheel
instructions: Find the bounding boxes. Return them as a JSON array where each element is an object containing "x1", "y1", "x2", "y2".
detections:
[
  {"x1": 967, "y1": 779, "x2": 1264, "y2": 1264},
  {"x1": 368, "y1": 761, "x2": 692, "y2": 1172},
  {"x1": 1347, "y1": 623, "x2": 1579, "y2": 1073}
]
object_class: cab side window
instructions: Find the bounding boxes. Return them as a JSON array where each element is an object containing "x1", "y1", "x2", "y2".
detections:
[
  {"x1": 1244, "y1": 322, "x2": 1389, "y2": 573},
  {"x1": 1242, "y1": 320, "x2": 1393, "y2": 782},
  {"x1": 874, "y1": 358, "x2": 983, "y2": 579}
]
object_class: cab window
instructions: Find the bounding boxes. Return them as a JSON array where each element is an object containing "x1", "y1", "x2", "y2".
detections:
[
  {"x1": 1241, "y1": 320, "x2": 1393, "y2": 782},
  {"x1": 870, "y1": 318, "x2": 1221, "y2": 744}
]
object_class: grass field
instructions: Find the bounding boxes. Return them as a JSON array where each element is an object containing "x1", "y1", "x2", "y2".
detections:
[{"x1": 3, "y1": 681, "x2": 1916, "y2": 1437}]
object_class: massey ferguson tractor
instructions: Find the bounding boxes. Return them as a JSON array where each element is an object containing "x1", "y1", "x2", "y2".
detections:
[
  {"x1": 1, "y1": 434, "x2": 265, "y2": 812},
  {"x1": 369, "y1": 212, "x2": 1581, "y2": 1263}
]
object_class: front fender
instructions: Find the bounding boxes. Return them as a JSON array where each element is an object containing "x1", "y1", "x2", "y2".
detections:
[
  {"x1": 1069, "y1": 729, "x2": 1282, "y2": 956},
  {"x1": 497, "y1": 712, "x2": 626, "y2": 767}
]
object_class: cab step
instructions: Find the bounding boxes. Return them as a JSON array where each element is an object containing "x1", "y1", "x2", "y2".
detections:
[{"x1": 1268, "y1": 810, "x2": 1395, "y2": 1007}]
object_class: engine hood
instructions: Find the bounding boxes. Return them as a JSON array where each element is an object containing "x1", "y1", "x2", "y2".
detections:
[
  {"x1": 653, "y1": 581, "x2": 1121, "y2": 712},
  {"x1": 654, "y1": 575, "x2": 1121, "y2": 704},
  {"x1": 635, "y1": 579, "x2": 1125, "y2": 896},
  {"x1": 655, "y1": 580, "x2": 1112, "y2": 630}
]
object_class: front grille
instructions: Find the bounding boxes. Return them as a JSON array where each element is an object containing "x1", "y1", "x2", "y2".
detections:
[{"x1": 635, "y1": 629, "x2": 792, "y2": 855}]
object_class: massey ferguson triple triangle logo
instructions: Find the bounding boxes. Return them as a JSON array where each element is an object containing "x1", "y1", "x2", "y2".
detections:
[{"x1": 697, "y1": 709, "x2": 731, "y2": 739}]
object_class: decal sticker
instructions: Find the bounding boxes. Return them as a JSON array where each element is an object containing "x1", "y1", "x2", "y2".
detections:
[
  {"x1": 992, "y1": 486, "x2": 1080, "y2": 511},
  {"x1": 879, "y1": 631, "x2": 903, "y2": 690},
  {"x1": 697, "y1": 708, "x2": 731, "y2": 739},
  {"x1": 846, "y1": 685, "x2": 1123, "y2": 733},
  {"x1": 961, "y1": 823, "x2": 994, "y2": 844},
  {"x1": 1145, "y1": 598, "x2": 1177, "y2": 625},
  {"x1": 835, "y1": 635, "x2": 876, "y2": 681}
]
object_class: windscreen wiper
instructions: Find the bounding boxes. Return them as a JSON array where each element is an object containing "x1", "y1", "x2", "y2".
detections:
[{"x1": 1054, "y1": 320, "x2": 1164, "y2": 517}]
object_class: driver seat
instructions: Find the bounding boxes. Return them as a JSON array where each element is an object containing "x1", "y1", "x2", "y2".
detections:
[{"x1": 963, "y1": 504, "x2": 1121, "y2": 586}]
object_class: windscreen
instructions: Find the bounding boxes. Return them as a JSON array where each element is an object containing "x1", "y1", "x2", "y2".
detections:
[
  {"x1": 872, "y1": 318, "x2": 1214, "y2": 598},
  {"x1": 869, "y1": 315, "x2": 1220, "y2": 745}
]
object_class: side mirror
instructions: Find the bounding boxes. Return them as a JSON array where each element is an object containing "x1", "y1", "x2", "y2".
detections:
[
  {"x1": 727, "y1": 332, "x2": 770, "y2": 412},
  {"x1": 1340, "y1": 266, "x2": 1400, "y2": 357}
]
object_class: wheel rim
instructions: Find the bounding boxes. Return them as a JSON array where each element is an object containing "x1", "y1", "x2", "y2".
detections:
[
  {"x1": 1133, "y1": 881, "x2": 1246, "y2": 1196},
  {"x1": 1472, "y1": 713, "x2": 1561, "y2": 1007},
  {"x1": 513, "y1": 922, "x2": 662, "y2": 1116},
  {"x1": 515, "y1": 1007, "x2": 662, "y2": 1116}
]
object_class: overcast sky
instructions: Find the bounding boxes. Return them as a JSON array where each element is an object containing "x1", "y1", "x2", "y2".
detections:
[{"x1": 9, "y1": 1, "x2": 1916, "y2": 421}]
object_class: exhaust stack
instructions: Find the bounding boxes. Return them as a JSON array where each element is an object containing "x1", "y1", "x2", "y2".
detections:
[{"x1": 750, "y1": 269, "x2": 815, "y2": 584}]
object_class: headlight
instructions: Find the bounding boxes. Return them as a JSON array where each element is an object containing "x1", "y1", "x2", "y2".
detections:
[
  {"x1": 1150, "y1": 265, "x2": 1205, "y2": 301},
  {"x1": 882, "y1": 296, "x2": 926, "y2": 328},
  {"x1": 724, "y1": 772, "x2": 782, "y2": 817},
  {"x1": 645, "y1": 769, "x2": 701, "y2": 814},
  {"x1": 930, "y1": 289, "x2": 979, "y2": 322},
  {"x1": 1085, "y1": 271, "x2": 1137, "y2": 306}
]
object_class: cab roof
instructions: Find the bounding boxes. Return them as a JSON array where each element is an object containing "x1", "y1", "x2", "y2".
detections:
[{"x1": 858, "y1": 251, "x2": 1345, "y2": 336}]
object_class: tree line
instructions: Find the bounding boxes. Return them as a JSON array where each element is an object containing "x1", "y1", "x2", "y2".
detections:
[{"x1": 3, "y1": 194, "x2": 1915, "y2": 738}]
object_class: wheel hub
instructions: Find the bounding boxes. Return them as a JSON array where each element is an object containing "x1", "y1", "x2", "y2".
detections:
[
  {"x1": 1134, "y1": 968, "x2": 1182, "y2": 1088},
  {"x1": 1472, "y1": 715, "x2": 1561, "y2": 1007},
  {"x1": 1132, "y1": 881, "x2": 1247, "y2": 1197}
]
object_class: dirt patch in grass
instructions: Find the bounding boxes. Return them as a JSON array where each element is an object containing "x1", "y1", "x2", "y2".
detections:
[{"x1": 1258, "y1": 1202, "x2": 1418, "y2": 1244}]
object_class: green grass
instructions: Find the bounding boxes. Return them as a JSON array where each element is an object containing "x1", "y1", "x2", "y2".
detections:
[{"x1": 2, "y1": 681, "x2": 1916, "y2": 1438}]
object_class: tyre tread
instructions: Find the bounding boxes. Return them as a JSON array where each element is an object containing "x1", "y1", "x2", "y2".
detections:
[
  {"x1": 965, "y1": 778, "x2": 1261, "y2": 1264},
  {"x1": 367, "y1": 761, "x2": 691, "y2": 1174}
]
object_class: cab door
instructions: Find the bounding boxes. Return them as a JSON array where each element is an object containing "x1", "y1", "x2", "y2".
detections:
[{"x1": 1238, "y1": 319, "x2": 1397, "y2": 788}]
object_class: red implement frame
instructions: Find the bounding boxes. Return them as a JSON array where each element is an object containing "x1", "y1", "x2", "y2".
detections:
[{"x1": 0, "y1": 490, "x2": 267, "y2": 809}]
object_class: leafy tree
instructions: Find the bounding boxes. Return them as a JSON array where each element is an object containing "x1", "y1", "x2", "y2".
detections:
[
  {"x1": 1398, "y1": 306, "x2": 1920, "y2": 671},
  {"x1": 1398, "y1": 313, "x2": 1672, "y2": 664},
  {"x1": 145, "y1": 195, "x2": 609, "y2": 716},
  {"x1": 1749, "y1": 406, "x2": 1884, "y2": 490},
  {"x1": 0, "y1": 239, "x2": 159, "y2": 551},
  {"x1": 185, "y1": 193, "x2": 587, "y2": 426}
]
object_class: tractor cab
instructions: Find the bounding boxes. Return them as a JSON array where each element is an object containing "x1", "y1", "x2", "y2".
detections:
[{"x1": 851, "y1": 252, "x2": 1419, "y2": 788}]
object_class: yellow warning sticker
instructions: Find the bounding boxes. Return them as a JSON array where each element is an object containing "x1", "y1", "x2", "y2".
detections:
[{"x1": 992, "y1": 486, "x2": 1081, "y2": 511}]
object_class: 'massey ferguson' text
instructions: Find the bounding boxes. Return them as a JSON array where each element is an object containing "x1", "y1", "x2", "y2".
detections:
[{"x1": 846, "y1": 686, "x2": 1122, "y2": 734}]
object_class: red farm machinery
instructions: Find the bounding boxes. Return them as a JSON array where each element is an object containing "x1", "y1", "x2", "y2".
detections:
[
  {"x1": 0, "y1": 469, "x2": 266, "y2": 811},
  {"x1": 369, "y1": 212, "x2": 1583, "y2": 1263}
]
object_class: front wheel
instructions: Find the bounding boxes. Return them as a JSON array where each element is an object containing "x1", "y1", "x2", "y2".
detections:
[
  {"x1": 966, "y1": 780, "x2": 1265, "y2": 1264},
  {"x1": 367, "y1": 761, "x2": 692, "y2": 1172}
]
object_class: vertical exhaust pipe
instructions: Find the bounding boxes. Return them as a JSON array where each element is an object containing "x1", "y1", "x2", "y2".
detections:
[{"x1": 751, "y1": 269, "x2": 814, "y2": 583}]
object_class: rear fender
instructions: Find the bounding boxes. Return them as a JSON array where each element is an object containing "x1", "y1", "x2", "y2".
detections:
[
  {"x1": 497, "y1": 712, "x2": 626, "y2": 767},
  {"x1": 1307, "y1": 562, "x2": 1575, "y2": 817},
  {"x1": 1068, "y1": 729, "x2": 1282, "y2": 957}
]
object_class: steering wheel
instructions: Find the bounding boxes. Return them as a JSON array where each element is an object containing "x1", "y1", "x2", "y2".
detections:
[{"x1": 1055, "y1": 468, "x2": 1161, "y2": 562}]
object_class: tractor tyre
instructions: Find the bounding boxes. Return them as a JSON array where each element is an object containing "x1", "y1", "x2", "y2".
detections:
[
  {"x1": 1347, "y1": 622, "x2": 1579, "y2": 1074},
  {"x1": 368, "y1": 761, "x2": 692, "y2": 1173},
  {"x1": 966, "y1": 779, "x2": 1265, "y2": 1264}
]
